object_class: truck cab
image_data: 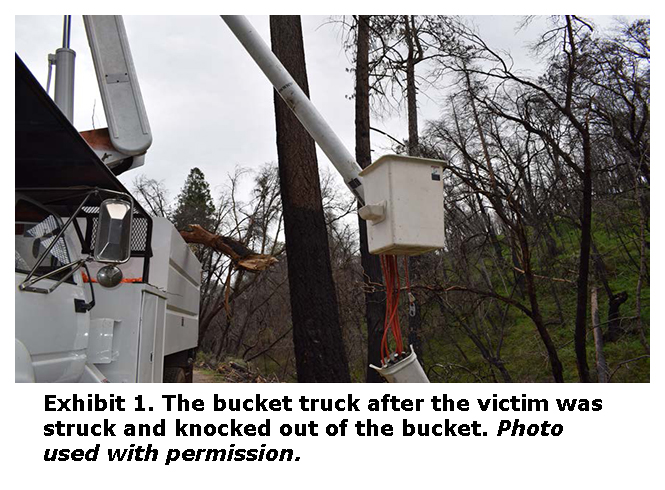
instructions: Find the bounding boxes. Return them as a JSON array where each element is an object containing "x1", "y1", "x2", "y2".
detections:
[{"x1": 15, "y1": 55, "x2": 201, "y2": 383}]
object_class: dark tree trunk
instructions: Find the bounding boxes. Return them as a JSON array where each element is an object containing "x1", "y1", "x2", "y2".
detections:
[
  {"x1": 404, "y1": 15, "x2": 424, "y2": 364},
  {"x1": 515, "y1": 221, "x2": 564, "y2": 382},
  {"x1": 270, "y1": 15, "x2": 350, "y2": 382},
  {"x1": 573, "y1": 138, "x2": 593, "y2": 382},
  {"x1": 590, "y1": 239, "x2": 628, "y2": 343},
  {"x1": 404, "y1": 16, "x2": 419, "y2": 157},
  {"x1": 605, "y1": 292, "x2": 628, "y2": 342},
  {"x1": 355, "y1": 15, "x2": 386, "y2": 383}
]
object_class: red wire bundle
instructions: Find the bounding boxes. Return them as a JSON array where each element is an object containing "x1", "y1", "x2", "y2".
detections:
[{"x1": 379, "y1": 254, "x2": 407, "y2": 363}]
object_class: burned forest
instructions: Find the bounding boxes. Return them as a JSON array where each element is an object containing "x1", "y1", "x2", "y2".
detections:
[{"x1": 133, "y1": 15, "x2": 650, "y2": 383}]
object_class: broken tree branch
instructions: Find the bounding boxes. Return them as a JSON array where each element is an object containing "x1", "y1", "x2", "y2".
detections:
[{"x1": 180, "y1": 224, "x2": 278, "y2": 272}]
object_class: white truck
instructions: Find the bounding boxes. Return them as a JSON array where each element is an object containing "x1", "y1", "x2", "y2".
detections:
[
  {"x1": 15, "y1": 17, "x2": 201, "y2": 383},
  {"x1": 16, "y1": 15, "x2": 445, "y2": 383}
]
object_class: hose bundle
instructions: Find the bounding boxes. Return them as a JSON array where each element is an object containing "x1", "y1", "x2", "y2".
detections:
[{"x1": 379, "y1": 255, "x2": 410, "y2": 364}]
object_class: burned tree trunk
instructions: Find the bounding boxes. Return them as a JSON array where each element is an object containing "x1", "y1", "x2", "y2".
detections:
[
  {"x1": 270, "y1": 15, "x2": 351, "y2": 382},
  {"x1": 354, "y1": 15, "x2": 386, "y2": 383},
  {"x1": 591, "y1": 288, "x2": 609, "y2": 383},
  {"x1": 606, "y1": 292, "x2": 629, "y2": 342},
  {"x1": 404, "y1": 15, "x2": 424, "y2": 364}
]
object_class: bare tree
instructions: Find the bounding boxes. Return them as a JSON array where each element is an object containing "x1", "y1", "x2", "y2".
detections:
[
  {"x1": 347, "y1": 15, "x2": 388, "y2": 382},
  {"x1": 432, "y1": 16, "x2": 602, "y2": 381},
  {"x1": 133, "y1": 175, "x2": 171, "y2": 218}
]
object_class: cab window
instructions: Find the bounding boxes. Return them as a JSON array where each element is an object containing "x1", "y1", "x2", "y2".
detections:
[{"x1": 15, "y1": 198, "x2": 72, "y2": 281}]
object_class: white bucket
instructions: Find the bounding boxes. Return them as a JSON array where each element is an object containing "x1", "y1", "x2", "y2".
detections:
[{"x1": 370, "y1": 347, "x2": 429, "y2": 383}]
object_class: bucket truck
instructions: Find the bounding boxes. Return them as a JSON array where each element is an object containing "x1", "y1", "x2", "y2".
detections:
[
  {"x1": 15, "y1": 16, "x2": 200, "y2": 383},
  {"x1": 16, "y1": 15, "x2": 444, "y2": 383}
]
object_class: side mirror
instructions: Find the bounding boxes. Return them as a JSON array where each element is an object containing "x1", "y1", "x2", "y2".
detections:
[{"x1": 94, "y1": 198, "x2": 133, "y2": 264}]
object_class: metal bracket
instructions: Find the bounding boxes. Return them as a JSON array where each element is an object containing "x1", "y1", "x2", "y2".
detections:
[
  {"x1": 75, "y1": 297, "x2": 94, "y2": 313},
  {"x1": 358, "y1": 201, "x2": 387, "y2": 224},
  {"x1": 19, "y1": 258, "x2": 86, "y2": 294}
]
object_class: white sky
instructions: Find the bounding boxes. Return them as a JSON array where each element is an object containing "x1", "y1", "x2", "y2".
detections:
[{"x1": 15, "y1": 14, "x2": 641, "y2": 203}]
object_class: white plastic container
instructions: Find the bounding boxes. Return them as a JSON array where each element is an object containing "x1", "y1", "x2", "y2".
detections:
[
  {"x1": 358, "y1": 154, "x2": 445, "y2": 256},
  {"x1": 370, "y1": 347, "x2": 430, "y2": 383}
]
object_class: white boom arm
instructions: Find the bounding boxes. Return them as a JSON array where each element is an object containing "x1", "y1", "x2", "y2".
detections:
[
  {"x1": 84, "y1": 16, "x2": 152, "y2": 157},
  {"x1": 221, "y1": 15, "x2": 365, "y2": 204}
]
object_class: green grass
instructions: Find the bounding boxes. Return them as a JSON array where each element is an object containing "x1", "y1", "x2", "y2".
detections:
[{"x1": 423, "y1": 216, "x2": 650, "y2": 383}]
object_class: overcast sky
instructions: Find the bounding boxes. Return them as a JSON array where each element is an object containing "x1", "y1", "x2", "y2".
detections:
[{"x1": 15, "y1": 15, "x2": 640, "y2": 203}]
